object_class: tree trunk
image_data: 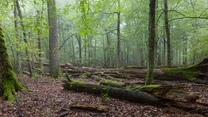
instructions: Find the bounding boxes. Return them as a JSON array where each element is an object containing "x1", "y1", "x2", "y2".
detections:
[
  {"x1": 105, "y1": 29, "x2": 111, "y2": 67},
  {"x1": 88, "y1": 37, "x2": 91, "y2": 66},
  {"x1": 13, "y1": 0, "x2": 22, "y2": 74},
  {"x1": 183, "y1": 37, "x2": 188, "y2": 66},
  {"x1": 37, "y1": 10, "x2": 43, "y2": 74},
  {"x1": 75, "y1": 33, "x2": 82, "y2": 64},
  {"x1": 116, "y1": 0, "x2": 121, "y2": 68},
  {"x1": 47, "y1": 0, "x2": 59, "y2": 78},
  {"x1": 164, "y1": 0, "x2": 171, "y2": 67},
  {"x1": 145, "y1": 0, "x2": 156, "y2": 85},
  {"x1": 16, "y1": 0, "x2": 33, "y2": 77},
  {"x1": 0, "y1": 25, "x2": 23, "y2": 101}
]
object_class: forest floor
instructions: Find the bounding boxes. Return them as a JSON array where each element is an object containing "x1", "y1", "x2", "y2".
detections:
[{"x1": 0, "y1": 73, "x2": 207, "y2": 117}]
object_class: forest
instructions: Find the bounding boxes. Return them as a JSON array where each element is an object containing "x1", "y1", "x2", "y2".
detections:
[{"x1": 0, "y1": 0, "x2": 207, "y2": 116}]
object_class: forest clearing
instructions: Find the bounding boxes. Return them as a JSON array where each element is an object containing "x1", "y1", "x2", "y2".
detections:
[{"x1": 0, "y1": 0, "x2": 208, "y2": 117}]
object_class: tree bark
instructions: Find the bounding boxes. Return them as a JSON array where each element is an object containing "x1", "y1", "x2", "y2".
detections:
[
  {"x1": 105, "y1": 29, "x2": 111, "y2": 67},
  {"x1": 37, "y1": 10, "x2": 43, "y2": 74},
  {"x1": 47, "y1": 0, "x2": 59, "y2": 78},
  {"x1": 116, "y1": 0, "x2": 121, "y2": 68},
  {"x1": 0, "y1": 25, "x2": 23, "y2": 101},
  {"x1": 183, "y1": 37, "x2": 187, "y2": 66},
  {"x1": 13, "y1": 0, "x2": 22, "y2": 74},
  {"x1": 145, "y1": 0, "x2": 156, "y2": 85},
  {"x1": 164, "y1": 0, "x2": 171, "y2": 67},
  {"x1": 75, "y1": 33, "x2": 82, "y2": 64}
]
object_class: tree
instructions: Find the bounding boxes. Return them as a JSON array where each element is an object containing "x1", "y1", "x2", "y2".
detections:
[
  {"x1": 47, "y1": 0, "x2": 59, "y2": 78},
  {"x1": 13, "y1": 0, "x2": 21, "y2": 74},
  {"x1": 16, "y1": 0, "x2": 33, "y2": 77},
  {"x1": 164, "y1": 0, "x2": 171, "y2": 67},
  {"x1": 0, "y1": 25, "x2": 23, "y2": 101},
  {"x1": 145, "y1": 0, "x2": 156, "y2": 85},
  {"x1": 116, "y1": 0, "x2": 121, "y2": 68},
  {"x1": 37, "y1": 10, "x2": 43, "y2": 74}
]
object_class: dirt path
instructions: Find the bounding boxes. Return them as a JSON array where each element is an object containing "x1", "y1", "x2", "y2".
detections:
[{"x1": 0, "y1": 75, "x2": 205, "y2": 117}]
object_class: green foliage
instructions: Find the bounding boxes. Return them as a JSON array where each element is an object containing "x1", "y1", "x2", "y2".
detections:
[
  {"x1": 101, "y1": 92, "x2": 110, "y2": 103},
  {"x1": 101, "y1": 87, "x2": 110, "y2": 103}
]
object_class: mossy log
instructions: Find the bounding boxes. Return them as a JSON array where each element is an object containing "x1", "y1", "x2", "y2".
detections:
[
  {"x1": 0, "y1": 25, "x2": 23, "y2": 101},
  {"x1": 155, "y1": 58, "x2": 208, "y2": 84},
  {"x1": 63, "y1": 81, "x2": 208, "y2": 115},
  {"x1": 63, "y1": 81, "x2": 162, "y2": 105},
  {"x1": 130, "y1": 84, "x2": 201, "y2": 103}
]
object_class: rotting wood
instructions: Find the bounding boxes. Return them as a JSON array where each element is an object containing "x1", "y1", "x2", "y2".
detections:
[
  {"x1": 63, "y1": 80, "x2": 208, "y2": 115},
  {"x1": 63, "y1": 81, "x2": 162, "y2": 105}
]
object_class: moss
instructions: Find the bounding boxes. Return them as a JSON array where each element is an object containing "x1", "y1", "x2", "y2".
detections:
[
  {"x1": 163, "y1": 67, "x2": 197, "y2": 81},
  {"x1": 0, "y1": 26, "x2": 23, "y2": 102},
  {"x1": 130, "y1": 84, "x2": 160, "y2": 91},
  {"x1": 66, "y1": 81, "x2": 85, "y2": 87},
  {"x1": 2, "y1": 70, "x2": 23, "y2": 102},
  {"x1": 80, "y1": 72, "x2": 91, "y2": 77},
  {"x1": 103, "y1": 80, "x2": 123, "y2": 86}
]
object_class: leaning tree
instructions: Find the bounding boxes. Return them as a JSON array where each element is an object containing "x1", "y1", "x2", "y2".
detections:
[{"x1": 0, "y1": 25, "x2": 23, "y2": 101}]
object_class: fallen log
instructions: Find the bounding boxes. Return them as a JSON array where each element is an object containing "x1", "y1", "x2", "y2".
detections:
[
  {"x1": 155, "y1": 58, "x2": 208, "y2": 84},
  {"x1": 130, "y1": 84, "x2": 201, "y2": 103},
  {"x1": 90, "y1": 75, "x2": 124, "y2": 88},
  {"x1": 63, "y1": 80, "x2": 208, "y2": 115},
  {"x1": 63, "y1": 81, "x2": 162, "y2": 106}
]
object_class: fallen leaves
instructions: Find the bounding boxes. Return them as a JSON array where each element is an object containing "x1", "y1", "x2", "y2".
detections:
[{"x1": 0, "y1": 75, "x2": 206, "y2": 117}]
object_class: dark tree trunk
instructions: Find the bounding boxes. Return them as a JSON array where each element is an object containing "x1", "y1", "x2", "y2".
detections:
[
  {"x1": 163, "y1": 35, "x2": 166, "y2": 66},
  {"x1": 47, "y1": 0, "x2": 59, "y2": 78},
  {"x1": 116, "y1": 0, "x2": 121, "y2": 68},
  {"x1": 183, "y1": 37, "x2": 188, "y2": 66},
  {"x1": 145, "y1": 0, "x2": 156, "y2": 85},
  {"x1": 164, "y1": 0, "x2": 171, "y2": 67}
]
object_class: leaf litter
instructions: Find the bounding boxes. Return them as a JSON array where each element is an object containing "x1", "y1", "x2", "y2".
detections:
[{"x1": 0, "y1": 74, "x2": 206, "y2": 117}]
